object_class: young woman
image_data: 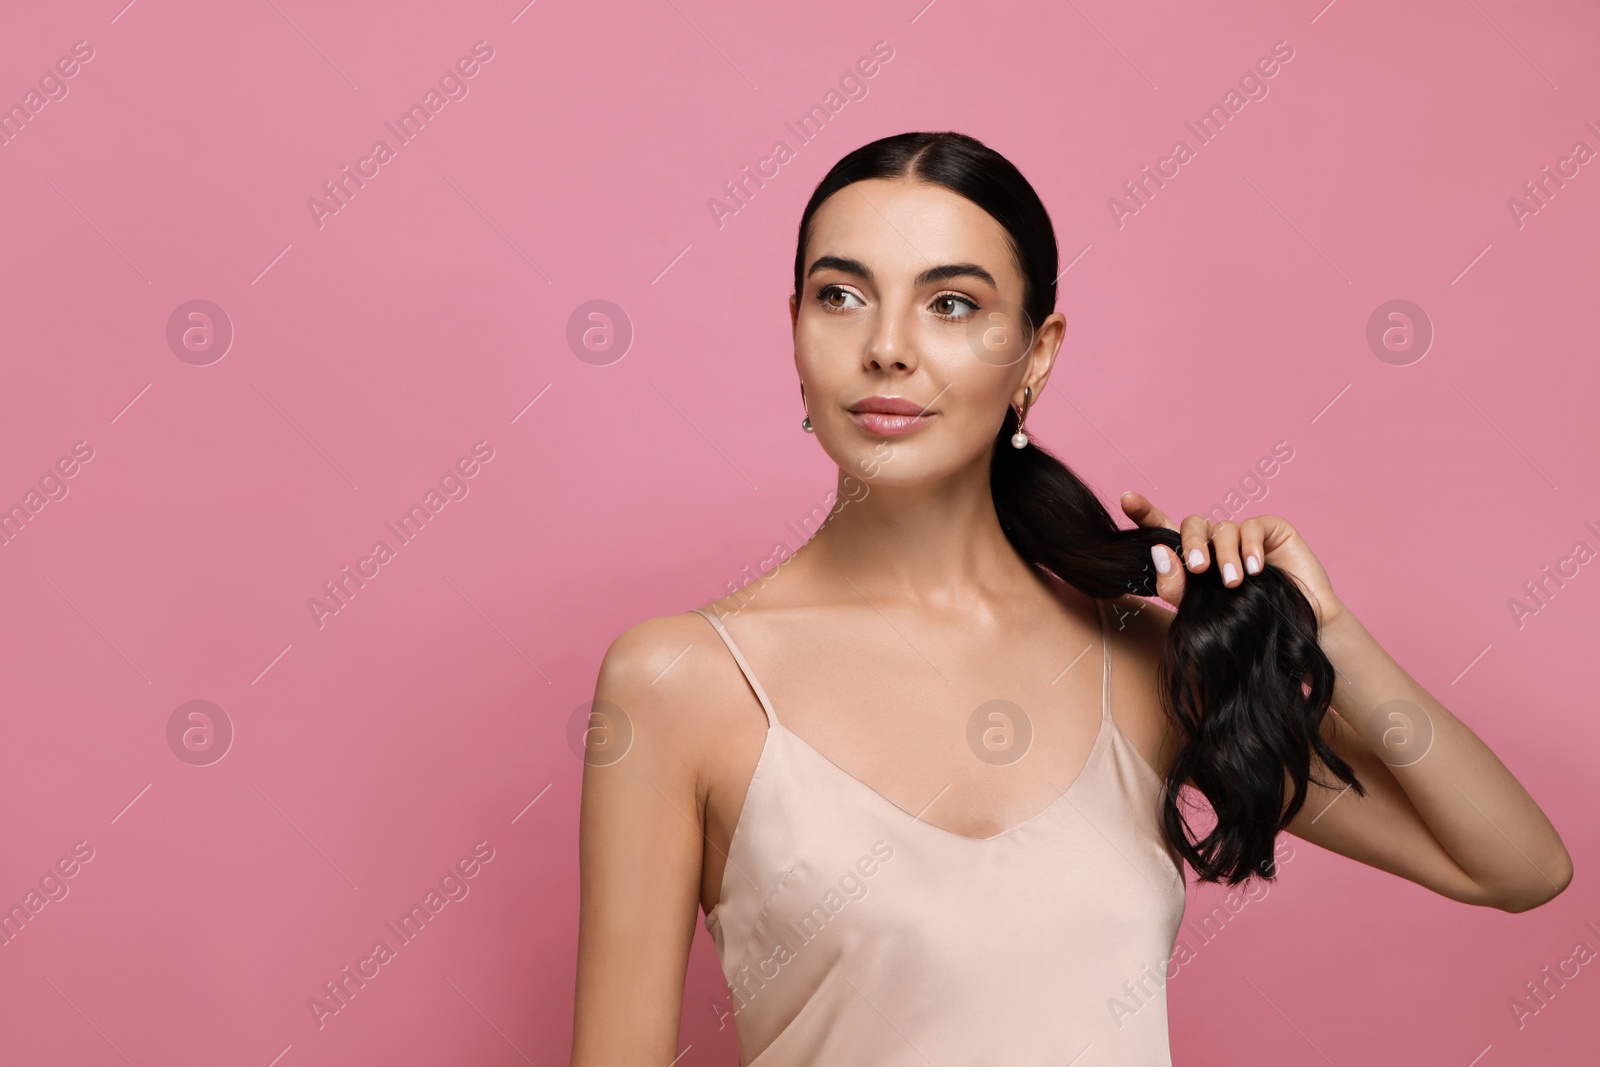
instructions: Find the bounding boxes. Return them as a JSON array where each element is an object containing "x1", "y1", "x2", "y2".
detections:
[{"x1": 569, "y1": 131, "x2": 1571, "y2": 1066}]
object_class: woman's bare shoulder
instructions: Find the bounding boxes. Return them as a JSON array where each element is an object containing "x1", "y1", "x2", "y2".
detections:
[
  {"x1": 592, "y1": 606, "x2": 762, "y2": 766},
  {"x1": 597, "y1": 609, "x2": 715, "y2": 687},
  {"x1": 1101, "y1": 593, "x2": 1177, "y2": 779}
]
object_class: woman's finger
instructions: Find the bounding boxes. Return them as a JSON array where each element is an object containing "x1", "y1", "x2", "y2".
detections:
[
  {"x1": 1180, "y1": 513, "x2": 1213, "y2": 573},
  {"x1": 1239, "y1": 516, "x2": 1266, "y2": 576},
  {"x1": 1211, "y1": 520, "x2": 1243, "y2": 587},
  {"x1": 1149, "y1": 542, "x2": 1186, "y2": 607},
  {"x1": 1119, "y1": 490, "x2": 1178, "y2": 531}
]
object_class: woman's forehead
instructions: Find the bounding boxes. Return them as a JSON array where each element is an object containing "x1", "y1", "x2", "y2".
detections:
[{"x1": 806, "y1": 180, "x2": 1019, "y2": 288}]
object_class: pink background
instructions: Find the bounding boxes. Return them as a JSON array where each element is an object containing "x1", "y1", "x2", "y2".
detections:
[{"x1": 2, "y1": 0, "x2": 1596, "y2": 1063}]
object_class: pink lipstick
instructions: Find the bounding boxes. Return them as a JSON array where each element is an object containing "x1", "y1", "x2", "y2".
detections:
[{"x1": 845, "y1": 396, "x2": 938, "y2": 437}]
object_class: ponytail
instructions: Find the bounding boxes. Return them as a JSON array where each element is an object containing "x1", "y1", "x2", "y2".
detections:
[
  {"x1": 991, "y1": 406, "x2": 1365, "y2": 884},
  {"x1": 794, "y1": 129, "x2": 1365, "y2": 886}
]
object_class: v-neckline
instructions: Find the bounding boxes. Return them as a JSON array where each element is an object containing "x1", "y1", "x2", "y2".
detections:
[
  {"x1": 773, "y1": 711, "x2": 1113, "y2": 844},
  {"x1": 706, "y1": 707, "x2": 1114, "y2": 927},
  {"x1": 699, "y1": 596, "x2": 1112, "y2": 925},
  {"x1": 746, "y1": 596, "x2": 1110, "y2": 844}
]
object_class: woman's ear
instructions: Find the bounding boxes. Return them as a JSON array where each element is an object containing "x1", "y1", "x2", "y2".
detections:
[{"x1": 1028, "y1": 311, "x2": 1067, "y2": 386}]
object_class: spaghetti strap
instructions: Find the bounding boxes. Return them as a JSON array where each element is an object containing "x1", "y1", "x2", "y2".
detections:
[
  {"x1": 691, "y1": 607, "x2": 781, "y2": 728},
  {"x1": 1096, "y1": 598, "x2": 1112, "y2": 723}
]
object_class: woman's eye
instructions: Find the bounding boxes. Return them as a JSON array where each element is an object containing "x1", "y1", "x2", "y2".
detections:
[
  {"x1": 817, "y1": 285, "x2": 864, "y2": 310},
  {"x1": 932, "y1": 293, "x2": 979, "y2": 320}
]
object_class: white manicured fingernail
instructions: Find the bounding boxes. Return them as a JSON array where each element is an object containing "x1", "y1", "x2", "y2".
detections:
[
  {"x1": 1152, "y1": 545, "x2": 1170, "y2": 575},
  {"x1": 1223, "y1": 562, "x2": 1239, "y2": 584},
  {"x1": 1245, "y1": 553, "x2": 1261, "y2": 574},
  {"x1": 1187, "y1": 548, "x2": 1204, "y2": 569}
]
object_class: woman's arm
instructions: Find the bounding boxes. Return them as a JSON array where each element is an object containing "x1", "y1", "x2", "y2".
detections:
[
  {"x1": 1284, "y1": 604, "x2": 1571, "y2": 911},
  {"x1": 571, "y1": 615, "x2": 710, "y2": 1065},
  {"x1": 1118, "y1": 492, "x2": 1573, "y2": 911}
]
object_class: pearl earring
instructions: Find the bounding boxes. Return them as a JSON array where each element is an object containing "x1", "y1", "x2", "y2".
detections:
[
  {"x1": 1011, "y1": 385, "x2": 1033, "y2": 449},
  {"x1": 801, "y1": 386, "x2": 814, "y2": 433}
]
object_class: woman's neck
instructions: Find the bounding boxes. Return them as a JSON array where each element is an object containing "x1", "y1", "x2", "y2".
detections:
[{"x1": 798, "y1": 457, "x2": 1038, "y2": 608}]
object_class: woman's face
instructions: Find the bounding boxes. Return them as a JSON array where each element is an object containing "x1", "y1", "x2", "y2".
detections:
[{"x1": 790, "y1": 177, "x2": 1065, "y2": 488}]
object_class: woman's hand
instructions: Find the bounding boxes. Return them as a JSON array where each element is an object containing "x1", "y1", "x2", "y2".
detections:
[{"x1": 1118, "y1": 490, "x2": 1345, "y2": 629}]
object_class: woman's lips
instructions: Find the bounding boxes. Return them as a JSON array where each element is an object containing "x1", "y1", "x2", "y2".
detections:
[{"x1": 847, "y1": 411, "x2": 936, "y2": 436}]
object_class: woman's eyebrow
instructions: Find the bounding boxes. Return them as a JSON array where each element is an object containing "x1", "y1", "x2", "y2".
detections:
[
  {"x1": 806, "y1": 255, "x2": 997, "y2": 290},
  {"x1": 914, "y1": 262, "x2": 998, "y2": 288}
]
